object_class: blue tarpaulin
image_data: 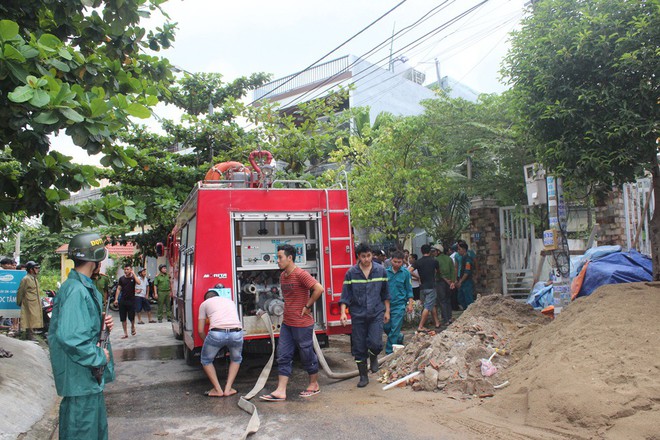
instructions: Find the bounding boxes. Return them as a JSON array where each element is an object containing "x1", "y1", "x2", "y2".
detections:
[
  {"x1": 527, "y1": 282, "x2": 554, "y2": 309},
  {"x1": 577, "y1": 249, "x2": 652, "y2": 298}
]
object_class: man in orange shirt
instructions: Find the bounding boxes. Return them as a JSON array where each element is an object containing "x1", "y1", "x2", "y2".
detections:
[{"x1": 260, "y1": 244, "x2": 324, "y2": 402}]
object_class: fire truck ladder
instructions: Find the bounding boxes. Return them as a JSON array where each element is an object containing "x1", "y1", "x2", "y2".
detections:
[{"x1": 324, "y1": 188, "x2": 354, "y2": 301}]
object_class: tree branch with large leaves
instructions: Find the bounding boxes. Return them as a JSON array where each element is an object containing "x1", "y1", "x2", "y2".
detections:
[{"x1": 0, "y1": 0, "x2": 176, "y2": 231}]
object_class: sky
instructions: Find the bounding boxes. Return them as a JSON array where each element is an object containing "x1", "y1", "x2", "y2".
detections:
[{"x1": 55, "y1": 0, "x2": 530, "y2": 164}]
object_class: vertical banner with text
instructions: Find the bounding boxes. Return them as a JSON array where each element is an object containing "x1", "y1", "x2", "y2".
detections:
[{"x1": 0, "y1": 269, "x2": 26, "y2": 318}]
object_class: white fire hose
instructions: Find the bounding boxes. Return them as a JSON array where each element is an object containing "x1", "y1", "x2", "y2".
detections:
[{"x1": 237, "y1": 314, "x2": 395, "y2": 438}]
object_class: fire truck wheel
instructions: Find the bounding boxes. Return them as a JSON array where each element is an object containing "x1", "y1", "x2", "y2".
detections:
[{"x1": 183, "y1": 343, "x2": 198, "y2": 366}]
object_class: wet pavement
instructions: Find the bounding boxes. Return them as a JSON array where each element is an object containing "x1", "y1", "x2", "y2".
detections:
[
  {"x1": 102, "y1": 316, "x2": 443, "y2": 440},
  {"x1": 99, "y1": 313, "x2": 551, "y2": 440}
]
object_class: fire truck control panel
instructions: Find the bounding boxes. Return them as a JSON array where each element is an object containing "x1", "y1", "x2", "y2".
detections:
[{"x1": 241, "y1": 235, "x2": 306, "y2": 267}]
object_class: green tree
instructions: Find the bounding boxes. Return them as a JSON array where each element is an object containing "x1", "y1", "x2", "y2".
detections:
[
  {"x1": 0, "y1": 0, "x2": 176, "y2": 232},
  {"x1": 245, "y1": 89, "x2": 352, "y2": 177},
  {"x1": 78, "y1": 127, "x2": 201, "y2": 258},
  {"x1": 331, "y1": 112, "x2": 443, "y2": 247},
  {"x1": 503, "y1": 0, "x2": 660, "y2": 277},
  {"x1": 421, "y1": 92, "x2": 529, "y2": 206},
  {"x1": 72, "y1": 74, "x2": 350, "y2": 256},
  {"x1": 0, "y1": 224, "x2": 71, "y2": 268}
]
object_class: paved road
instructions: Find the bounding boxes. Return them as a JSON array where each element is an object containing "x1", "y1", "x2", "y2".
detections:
[{"x1": 101, "y1": 317, "x2": 567, "y2": 440}]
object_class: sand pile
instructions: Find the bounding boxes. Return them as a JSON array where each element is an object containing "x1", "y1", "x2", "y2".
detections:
[
  {"x1": 483, "y1": 282, "x2": 660, "y2": 439},
  {"x1": 380, "y1": 295, "x2": 549, "y2": 396}
]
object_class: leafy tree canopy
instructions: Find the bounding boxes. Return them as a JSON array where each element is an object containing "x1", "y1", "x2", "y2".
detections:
[
  {"x1": 502, "y1": 0, "x2": 660, "y2": 277},
  {"x1": 502, "y1": 0, "x2": 659, "y2": 188},
  {"x1": 330, "y1": 110, "x2": 446, "y2": 247},
  {"x1": 0, "y1": 0, "x2": 176, "y2": 231},
  {"x1": 71, "y1": 75, "x2": 351, "y2": 257}
]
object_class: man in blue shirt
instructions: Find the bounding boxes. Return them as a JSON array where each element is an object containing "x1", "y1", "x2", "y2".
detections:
[
  {"x1": 340, "y1": 243, "x2": 390, "y2": 387},
  {"x1": 456, "y1": 242, "x2": 476, "y2": 309},
  {"x1": 385, "y1": 250, "x2": 413, "y2": 354}
]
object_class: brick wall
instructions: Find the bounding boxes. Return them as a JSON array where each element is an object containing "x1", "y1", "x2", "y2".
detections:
[
  {"x1": 594, "y1": 187, "x2": 627, "y2": 246},
  {"x1": 468, "y1": 198, "x2": 503, "y2": 295}
]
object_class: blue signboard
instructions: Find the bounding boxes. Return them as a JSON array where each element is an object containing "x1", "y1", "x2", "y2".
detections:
[{"x1": 0, "y1": 269, "x2": 26, "y2": 318}]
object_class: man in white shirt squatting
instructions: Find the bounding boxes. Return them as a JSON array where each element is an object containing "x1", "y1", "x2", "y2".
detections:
[{"x1": 197, "y1": 289, "x2": 244, "y2": 397}]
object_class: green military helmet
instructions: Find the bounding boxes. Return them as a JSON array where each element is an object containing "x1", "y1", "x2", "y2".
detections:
[{"x1": 68, "y1": 233, "x2": 107, "y2": 262}]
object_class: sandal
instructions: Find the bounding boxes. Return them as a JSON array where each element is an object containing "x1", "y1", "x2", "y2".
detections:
[
  {"x1": 131, "y1": 329, "x2": 136, "y2": 336},
  {"x1": 299, "y1": 389, "x2": 320, "y2": 398}
]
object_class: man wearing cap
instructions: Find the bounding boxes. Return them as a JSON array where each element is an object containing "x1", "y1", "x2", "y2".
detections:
[
  {"x1": 197, "y1": 289, "x2": 243, "y2": 397},
  {"x1": 135, "y1": 267, "x2": 155, "y2": 324},
  {"x1": 49, "y1": 232, "x2": 114, "y2": 440},
  {"x1": 16, "y1": 261, "x2": 43, "y2": 340},
  {"x1": 153, "y1": 264, "x2": 173, "y2": 323}
]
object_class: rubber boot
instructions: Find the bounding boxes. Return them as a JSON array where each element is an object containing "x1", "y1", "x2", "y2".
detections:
[
  {"x1": 369, "y1": 351, "x2": 379, "y2": 373},
  {"x1": 357, "y1": 361, "x2": 369, "y2": 388}
]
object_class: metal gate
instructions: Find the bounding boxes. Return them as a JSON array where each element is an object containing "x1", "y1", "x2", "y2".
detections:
[
  {"x1": 499, "y1": 205, "x2": 536, "y2": 299},
  {"x1": 623, "y1": 178, "x2": 654, "y2": 256}
]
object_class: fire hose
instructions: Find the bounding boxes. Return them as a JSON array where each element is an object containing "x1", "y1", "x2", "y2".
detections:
[{"x1": 237, "y1": 314, "x2": 395, "y2": 439}]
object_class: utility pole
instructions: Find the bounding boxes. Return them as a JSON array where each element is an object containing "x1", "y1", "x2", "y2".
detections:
[
  {"x1": 435, "y1": 58, "x2": 442, "y2": 87},
  {"x1": 388, "y1": 23, "x2": 396, "y2": 71},
  {"x1": 13, "y1": 232, "x2": 20, "y2": 264}
]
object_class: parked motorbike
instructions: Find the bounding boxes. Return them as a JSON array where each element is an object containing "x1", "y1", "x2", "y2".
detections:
[
  {"x1": 107, "y1": 281, "x2": 119, "y2": 311},
  {"x1": 147, "y1": 278, "x2": 157, "y2": 304},
  {"x1": 41, "y1": 289, "x2": 57, "y2": 332}
]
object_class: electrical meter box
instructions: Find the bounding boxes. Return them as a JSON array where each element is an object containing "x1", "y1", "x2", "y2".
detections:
[
  {"x1": 241, "y1": 235, "x2": 306, "y2": 267},
  {"x1": 543, "y1": 229, "x2": 559, "y2": 251},
  {"x1": 524, "y1": 163, "x2": 547, "y2": 206}
]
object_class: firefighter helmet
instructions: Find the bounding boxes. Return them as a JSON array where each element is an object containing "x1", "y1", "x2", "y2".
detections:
[{"x1": 68, "y1": 233, "x2": 107, "y2": 262}]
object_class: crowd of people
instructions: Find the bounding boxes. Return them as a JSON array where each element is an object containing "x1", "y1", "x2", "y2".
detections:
[
  {"x1": 3, "y1": 234, "x2": 477, "y2": 439},
  {"x1": 1, "y1": 257, "x2": 45, "y2": 339},
  {"x1": 197, "y1": 240, "x2": 478, "y2": 395}
]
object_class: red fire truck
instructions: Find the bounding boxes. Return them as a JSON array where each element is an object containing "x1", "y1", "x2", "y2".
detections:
[{"x1": 168, "y1": 151, "x2": 355, "y2": 364}]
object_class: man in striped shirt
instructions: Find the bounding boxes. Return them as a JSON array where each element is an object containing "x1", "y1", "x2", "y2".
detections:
[
  {"x1": 260, "y1": 244, "x2": 324, "y2": 402},
  {"x1": 340, "y1": 243, "x2": 390, "y2": 387}
]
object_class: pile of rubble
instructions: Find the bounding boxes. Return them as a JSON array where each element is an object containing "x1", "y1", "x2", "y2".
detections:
[{"x1": 379, "y1": 294, "x2": 549, "y2": 397}]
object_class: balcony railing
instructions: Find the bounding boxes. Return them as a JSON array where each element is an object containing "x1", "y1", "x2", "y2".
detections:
[{"x1": 254, "y1": 56, "x2": 350, "y2": 101}]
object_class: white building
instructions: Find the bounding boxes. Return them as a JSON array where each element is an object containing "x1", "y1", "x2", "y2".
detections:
[{"x1": 253, "y1": 54, "x2": 440, "y2": 124}]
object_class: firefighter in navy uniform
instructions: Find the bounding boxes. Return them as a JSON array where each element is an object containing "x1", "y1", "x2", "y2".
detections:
[
  {"x1": 48, "y1": 233, "x2": 115, "y2": 440},
  {"x1": 340, "y1": 243, "x2": 390, "y2": 387}
]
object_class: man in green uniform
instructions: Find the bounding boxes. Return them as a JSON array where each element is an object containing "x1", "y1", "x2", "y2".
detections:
[
  {"x1": 435, "y1": 245, "x2": 456, "y2": 326},
  {"x1": 16, "y1": 261, "x2": 43, "y2": 340},
  {"x1": 49, "y1": 233, "x2": 115, "y2": 440},
  {"x1": 153, "y1": 264, "x2": 173, "y2": 322},
  {"x1": 92, "y1": 265, "x2": 112, "y2": 308}
]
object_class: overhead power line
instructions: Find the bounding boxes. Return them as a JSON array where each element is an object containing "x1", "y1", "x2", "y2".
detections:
[
  {"x1": 248, "y1": 0, "x2": 409, "y2": 106},
  {"x1": 288, "y1": 0, "x2": 491, "y2": 109},
  {"x1": 283, "y1": 0, "x2": 460, "y2": 108}
]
